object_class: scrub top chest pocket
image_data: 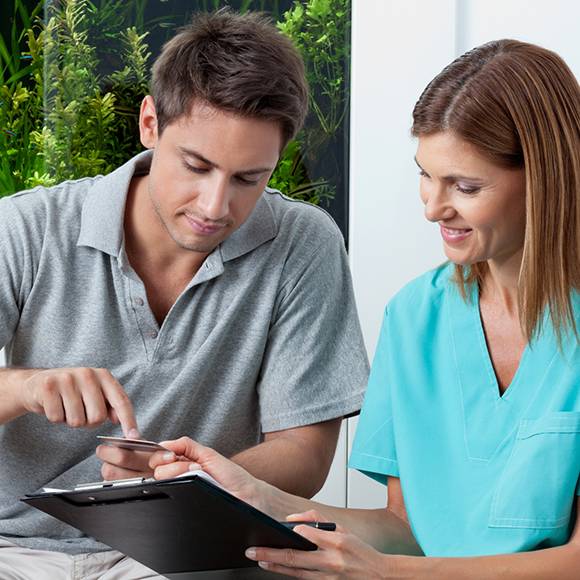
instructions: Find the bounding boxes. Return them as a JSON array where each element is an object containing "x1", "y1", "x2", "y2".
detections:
[{"x1": 489, "y1": 412, "x2": 580, "y2": 530}]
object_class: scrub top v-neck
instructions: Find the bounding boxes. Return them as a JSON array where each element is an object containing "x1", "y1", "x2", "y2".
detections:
[{"x1": 349, "y1": 264, "x2": 580, "y2": 557}]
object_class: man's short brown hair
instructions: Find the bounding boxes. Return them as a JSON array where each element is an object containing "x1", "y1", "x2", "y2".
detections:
[{"x1": 150, "y1": 8, "x2": 309, "y2": 151}]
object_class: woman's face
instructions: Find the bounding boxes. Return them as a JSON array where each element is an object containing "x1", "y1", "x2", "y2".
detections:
[{"x1": 416, "y1": 131, "x2": 527, "y2": 270}]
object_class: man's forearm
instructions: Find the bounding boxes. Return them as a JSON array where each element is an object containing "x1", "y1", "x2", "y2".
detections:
[
  {"x1": 229, "y1": 418, "x2": 342, "y2": 498},
  {"x1": 0, "y1": 367, "x2": 38, "y2": 425},
  {"x1": 229, "y1": 437, "x2": 323, "y2": 497}
]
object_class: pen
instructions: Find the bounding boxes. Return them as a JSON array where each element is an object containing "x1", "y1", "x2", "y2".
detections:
[{"x1": 281, "y1": 521, "x2": 337, "y2": 531}]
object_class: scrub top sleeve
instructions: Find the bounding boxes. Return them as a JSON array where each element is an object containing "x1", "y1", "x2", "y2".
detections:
[{"x1": 349, "y1": 308, "x2": 398, "y2": 485}]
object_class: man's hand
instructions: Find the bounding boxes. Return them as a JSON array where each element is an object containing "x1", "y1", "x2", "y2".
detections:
[
  {"x1": 18, "y1": 367, "x2": 138, "y2": 435},
  {"x1": 97, "y1": 445, "x2": 154, "y2": 480},
  {"x1": 20, "y1": 367, "x2": 146, "y2": 481}
]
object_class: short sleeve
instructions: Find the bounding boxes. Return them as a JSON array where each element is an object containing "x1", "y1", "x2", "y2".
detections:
[
  {"x1": 257, "y1": 231, "x2": 369, "y2": 432},
  {"x1": 348, "y1": 308, "x2": 398, "y2": 485},
  {"x1": 0, "y1": 196, "x2": 37, "y2": 351}
]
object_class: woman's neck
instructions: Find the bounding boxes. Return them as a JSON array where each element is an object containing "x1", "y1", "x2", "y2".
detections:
[
  {"x1": 480, "y1": 249, "x2": 523, "y2": 310},
  {"x1": 478, "y1": 252, "x2": 527, "y2": 394}
]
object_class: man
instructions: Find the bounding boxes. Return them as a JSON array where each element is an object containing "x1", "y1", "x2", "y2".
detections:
[{"x1": 0, "y1": 8, "x2": 369, "y2": 579}]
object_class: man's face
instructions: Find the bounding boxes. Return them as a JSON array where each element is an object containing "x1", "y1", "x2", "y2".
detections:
[{"x1": 139, "y1": 97, "x2": 282, "y2": 256}]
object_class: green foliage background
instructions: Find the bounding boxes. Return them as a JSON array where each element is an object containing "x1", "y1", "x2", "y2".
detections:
[{"x1": 0, "y1": 0, "x2": 350, "y2": 211}]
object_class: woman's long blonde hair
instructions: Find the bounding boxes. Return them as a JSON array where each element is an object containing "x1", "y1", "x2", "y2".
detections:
[{"x1": 412, "y1": 39, "x2": 580, "y2": 345}]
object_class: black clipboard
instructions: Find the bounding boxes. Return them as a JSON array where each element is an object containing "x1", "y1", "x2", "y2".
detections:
[{"x1": 21, "y1": 473, "x2": 316, "y2": 576}]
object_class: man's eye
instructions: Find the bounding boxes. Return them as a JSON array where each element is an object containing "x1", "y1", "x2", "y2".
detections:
[
  {"x1": 183, "y1": 162, "x2": 206, "y2": 174},
  {"x1": 236, "y1": 176, "x2": 261, "y2": 187}
]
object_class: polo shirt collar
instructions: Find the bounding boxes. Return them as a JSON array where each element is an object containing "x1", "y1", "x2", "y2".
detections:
[
  {"x1": 220, "y1": 194, "x2": 277, "y2": 261},
  {"x1": 77, "y1": 150, "x2": 152, "y2": 257},
  {"x1": 77, "y1": 150, "x2": 278, "y2": 263}
]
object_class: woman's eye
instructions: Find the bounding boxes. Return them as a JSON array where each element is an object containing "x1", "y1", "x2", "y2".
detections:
[{"x1": 456, "y1": 183, "x2": 479, "y2": 194}]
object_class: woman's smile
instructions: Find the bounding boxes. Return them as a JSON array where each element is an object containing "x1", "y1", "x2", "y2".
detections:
[{"x1": 416, "y1": 131, "x2": 527, "y2": 271}]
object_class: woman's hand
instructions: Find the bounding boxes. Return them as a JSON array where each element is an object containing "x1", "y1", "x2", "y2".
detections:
[
  {"x1": 149, "y1": 437, "x2": 267, "y2": 511},
  {"x1": 245, "y1": 510, "x2": 396, "y2": 580}
]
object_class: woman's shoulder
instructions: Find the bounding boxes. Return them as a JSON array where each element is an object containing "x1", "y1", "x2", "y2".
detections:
[
  {"x1": 388, "y1": 262, "x2": 454, "y2": 312},
  {"x1": 377, "y1": 263, "x2": 464, "y2": 351}
]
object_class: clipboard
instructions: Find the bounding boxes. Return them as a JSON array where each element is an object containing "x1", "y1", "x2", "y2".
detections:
[{"x1": 21, "y1": 473, "x2": 317, "y2": 576}]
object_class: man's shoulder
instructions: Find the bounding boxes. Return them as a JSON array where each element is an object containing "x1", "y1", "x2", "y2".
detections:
[
  {"x1": 1, "y1": 175, "x2": 102, "y2": 214},
  {"x1": 224, "y1": 187, "x2": 345, "y2": 265},
  {"x1": 2, "y1": 153, "x2": 145, "y2": 234},
  {"x1": 1, "y1": 176, "x2": 103, "y2": 227},
  {"x1": 261, "y1": 187, "x2": 343, "y2": 243}
]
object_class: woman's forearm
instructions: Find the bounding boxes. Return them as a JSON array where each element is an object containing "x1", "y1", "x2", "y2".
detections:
[
  {"x1": 248, "y1": 517, "x2": 580, "y2": 580},
  {"x1": 263, "y1": 483, "x2": 423, "y2": 556},
  {"x1": 151, "y1": 437, "x2": 424, "y2": 557},
  {"x1": 397, "y1": 542, "x2": 580, "y2": 580}
]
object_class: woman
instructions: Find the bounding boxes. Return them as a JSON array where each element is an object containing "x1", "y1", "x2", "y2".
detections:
[{"x1": 151, "y1": 39, "x2": 580, "y2": 578}]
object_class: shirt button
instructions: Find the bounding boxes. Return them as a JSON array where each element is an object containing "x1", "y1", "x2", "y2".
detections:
[
  {"x1": 134, "y1": 297, "x2": 144, "y2": 306},
  {"x1": 147, "y1": 330, "x2": 158, "y2": 339}
]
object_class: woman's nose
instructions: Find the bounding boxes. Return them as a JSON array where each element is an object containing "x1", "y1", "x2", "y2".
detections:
[{"x1": 422, "y1": 182, "x2": 455, "y2": 223}]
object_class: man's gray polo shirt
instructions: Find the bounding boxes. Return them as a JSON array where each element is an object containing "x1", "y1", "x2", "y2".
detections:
[{"x1": 0, "y1": 151, "x2": 369, "y2": 554}]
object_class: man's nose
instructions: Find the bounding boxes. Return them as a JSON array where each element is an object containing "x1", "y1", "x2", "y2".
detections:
[{"x1": 197, "y1": 176, "x2": 230, "y2": 220}]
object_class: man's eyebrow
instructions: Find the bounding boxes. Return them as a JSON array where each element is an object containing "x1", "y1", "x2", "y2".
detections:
[
  {"x1": 180, "y1": 147, "x2": 275, "y2": 176},
  {"x1": 235, "y1": 167, "x2": 275, "y2": 176},
  {"x1": 180, "y1": 147, "x2": 218, "y2": 168}
]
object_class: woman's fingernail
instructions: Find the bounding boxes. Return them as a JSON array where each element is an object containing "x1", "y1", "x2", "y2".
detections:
[
  {"x1": 163, "y1": 452, "x2": 174, "y2": 461},
  {"x1": 246, "y1": 549, "x2": 256, "y2": 559},
  {"x1": 128, "y1": 428, "x2": 139, "y2": 439},
  {"x1": 258, "y1": 562, "x2": 269, "y2": 570}
]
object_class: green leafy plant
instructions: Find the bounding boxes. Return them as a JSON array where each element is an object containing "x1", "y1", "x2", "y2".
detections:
[
  {"x1": 0, "y1": 0, "x2": 46, "y2": 195},
  {"x1": 0, "y1": 0, "x2": 151, "y2": 197},
  {"x1": 1, "y1": 0, "x2": 350, "y2": 212},
  {"x1": 272, "y1": 0, "x2": 350, "y2": 206},
  {"x1": 41, "y1": 0, "x2": 151, "y2": 183},
  {"x1": 268, "y1": 140, "x2": 332, "y2": 204}
]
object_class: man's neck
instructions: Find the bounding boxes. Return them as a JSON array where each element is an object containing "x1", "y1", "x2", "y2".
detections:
[{"x1": 123, "y1": 175, "x2": 208, "y2": 325}]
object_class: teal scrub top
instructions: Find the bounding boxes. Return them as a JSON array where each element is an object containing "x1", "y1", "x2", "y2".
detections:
[{"x1": 349, "y1": 264, "x2": 580, "y2": 557}]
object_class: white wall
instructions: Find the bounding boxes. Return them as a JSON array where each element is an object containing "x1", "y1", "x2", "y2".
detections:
[
  {"x1": 349, "y1": 1, "x2": 452, "y2": 357},
  {"x1": 470, "y1": 0, "x2": 580, "y2": 74},
  {"x1": 314, "y1": 0, "x2": 580, "y2": 510}
]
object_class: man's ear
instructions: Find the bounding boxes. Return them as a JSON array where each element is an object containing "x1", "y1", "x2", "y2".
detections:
[{"x1": 139, "y1": 95, "x2": 159, "y2": 149}]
